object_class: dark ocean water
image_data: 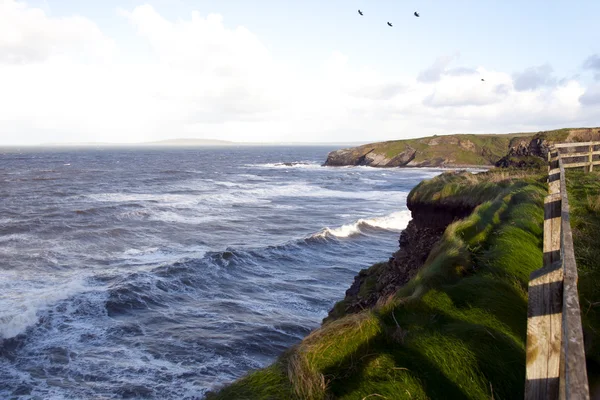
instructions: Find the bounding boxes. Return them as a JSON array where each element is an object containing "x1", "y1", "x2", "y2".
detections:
[{"x1": 0, "y1": 146, "x2": 442, "y2": 399}]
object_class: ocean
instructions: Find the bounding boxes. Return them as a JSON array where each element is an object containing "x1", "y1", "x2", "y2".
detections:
[{"x1": 0, "y1": 146, "x2": 442, "y2": 399}]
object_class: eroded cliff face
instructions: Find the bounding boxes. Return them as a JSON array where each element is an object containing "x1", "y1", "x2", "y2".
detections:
[{"x1": 325, "y1": 202, "x2": 473, "y2": 321}]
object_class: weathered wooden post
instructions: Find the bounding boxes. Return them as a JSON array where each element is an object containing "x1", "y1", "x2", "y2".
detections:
[{"x1": 589, "y1": 144, "x2": 594, "y2": 173}]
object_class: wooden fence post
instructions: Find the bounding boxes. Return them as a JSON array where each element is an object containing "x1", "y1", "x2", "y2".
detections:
[{"x1": 589, "y1": 144, "x2": 594, "y2": 173}]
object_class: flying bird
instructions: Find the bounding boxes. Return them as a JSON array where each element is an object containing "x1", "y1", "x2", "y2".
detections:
[
  {"x1": 387, "y1": 22, "x2": 393, "y2": 27},
  {"x1": 414, "y1": 11, "x2": 420, "y2": 17},
  {"x1": 481, "y1": 78, "x2": 485, "y2": 82},
  {"x1": 358, "y1": 9, "x2": 363, "y2": 16}
]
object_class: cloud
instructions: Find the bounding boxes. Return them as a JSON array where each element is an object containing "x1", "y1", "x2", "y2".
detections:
[
  {"x1": 446, "y1": 67, "x2": 478, "y2": 77},
  {"x1": 0, "y1": 2, "x2": 599, "y2": 145},
  {"x1": 512, "y1": 64, "x2": 557, "y2": 91},
  {"x1": 351, "y1": 83, "x2": 408, "y2": 101},
  {"x1": 423, "y1": 70, "x2": 511, "y2": 107},
  {"x1": 417, "y1": 53, "x2": 460, "y2": 83},
  {"x1": 0, "y1": 0, "x2": 114, "y2": 64},
  {"x1": 583, "y1": 54, "x2": 600, "y2": 71},
  {"x1": 580, "y1": 85, "x2": 600, "y2": 106},
  {"x1": 583, "y1": 54, "x2": 600, "y2": 80}
]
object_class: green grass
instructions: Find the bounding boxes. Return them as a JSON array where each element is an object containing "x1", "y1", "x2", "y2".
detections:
[
  {"x1": 373, "y1": 133, "x2": 517, "y2": 166},
  {"x1": 407, "y1": 168, "x2": 545, "y2": 209},
  {"x1": 207, "y1": 171, "x2": 547, "y2": 400},
  {"x1": 330, "y1": 127, "x2": 600, "y2": 168},
  {"x1": 565, "y1": 169, "x2": 600, "y2": 388}
]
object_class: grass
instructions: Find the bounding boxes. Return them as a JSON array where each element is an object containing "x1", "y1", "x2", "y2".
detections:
[
  {"x1": 407, "y1": 168, "x2": 545, "y2": 209},
  {"x1": 351, "y1": 128, "x2": 600, "y2": 167},
  {"x1": 374, "y1": 133, "x2": 517, "y2": 166},
  {"x1": 564, "y1": 169, "x2": 600, "y2": 388},
  {"x1": 207, "y1": 170, "x2": 548, "y2": 400}
]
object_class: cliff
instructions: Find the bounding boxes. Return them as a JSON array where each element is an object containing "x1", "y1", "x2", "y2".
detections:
[
  {"x1": 324, "y1": 133, "x2": 515, "y2": 168},
  {"x1": 207, "y1": 169, "x2": 548, "y2": 400},
  {"x1": 324, "y1": 127, "x2": 600, "y2": 168},
  {"x1": 496, "y1": 127, "x2": 600, "y2": 167},
  {"x1": 326, "y1": 203, "x2": 473, "y2": 321}
]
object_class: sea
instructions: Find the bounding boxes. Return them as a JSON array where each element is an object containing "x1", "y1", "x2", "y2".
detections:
[{"x1": 0, "y1": 146, "x2": 442, "y2": 399}]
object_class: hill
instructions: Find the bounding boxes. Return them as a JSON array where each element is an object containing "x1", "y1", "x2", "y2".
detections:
[
  {"x1": 140, "y1": 138, "x2": 234, "y2": 146},
  {"x1": 324, "y1": 128, "x2": 600, "y2": 168}
]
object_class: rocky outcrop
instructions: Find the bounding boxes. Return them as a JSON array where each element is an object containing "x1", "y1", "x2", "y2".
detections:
[
  {"x1": 324, "y1": 147, "x2": 417, "y2": 167},
  {"x1": 325, "y1": 202, "x2": 473, "y2": 321},
  {"x1": 495, "y1": 137, "x2": 550, "y2": 167},
  {"x1": 495, "y1": 128, "x2": 600, "y2": 168}
]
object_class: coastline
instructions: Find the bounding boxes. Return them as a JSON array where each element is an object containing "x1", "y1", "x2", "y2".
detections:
[{"x1": 207, "y1": 168, "x2": 547, "y2": 399}]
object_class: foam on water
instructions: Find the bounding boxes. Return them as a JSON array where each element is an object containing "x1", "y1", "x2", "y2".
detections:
[
  {"x1": 0, "y1": 275, "x2": 89, "y2": 339},
  {"x1": 312, "y1": 210, "x2": 412, "y2": 239},
  {"x1": 246, "y1": 161, "x2": 323, "y2": 169}
]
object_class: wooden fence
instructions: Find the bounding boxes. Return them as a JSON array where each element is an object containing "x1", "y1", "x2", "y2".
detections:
[{"x1": 525, "y1": 142, "x2": 597, "y2": 399}]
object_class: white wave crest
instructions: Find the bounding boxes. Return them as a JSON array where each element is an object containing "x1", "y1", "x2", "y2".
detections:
[
  {"x1": 312, "y1": 210, "x2": 411, "y2": 239},
  {"x1": 246, "y1": 162, "x2": 323, "y2": 169},
  {"x1": 0, "y1": 276, "x2": 89, "y2": 339}
]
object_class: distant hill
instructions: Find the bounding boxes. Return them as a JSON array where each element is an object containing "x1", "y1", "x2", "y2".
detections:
[
  {"x1": 141, "y1": 138, "x2": 234, "y2": 146},
  {"x1": 323, "y1": 127, "x2": 600, "y2": 168},
  {"x1": 37, "y1": 138, "x2": 235, "y2": 147}
]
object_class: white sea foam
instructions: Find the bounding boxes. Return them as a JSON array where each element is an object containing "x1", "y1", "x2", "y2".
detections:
[
  {"x1": 0, "y1": 233, "x2": 32, "y2": 243},
  {"x1": 312, "y1": 210, "x2": 411, "y2": 239},
  {"x1": 87, "y1": 192, "x2": 199, "y2": 207},
  {"x1": 148, "y1": 210, "x2": 222, "y2": 225},
  {"x1": 119, "y1": 245, "x2": 207, "y2": 266},
  {"x1": 0, "y1": 276, "x2": 89, "y2": 339},
  {"x1": 246, "y1": 162, "x2": 323, "y2": 169}
]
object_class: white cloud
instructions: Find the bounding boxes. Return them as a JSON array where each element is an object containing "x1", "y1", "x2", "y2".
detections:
[
  {"x1": 0, "y1": 0, "x2": 114, "y2": 64},
  {"x1": 0, "y1": 1, "x2": 599, "y2": 145},
  {"x1": 417, "y1": 53, "x2": 460, "y2": 83},
  {"x1": 423, "y1": 69, "x2": 510, "y2": 107}
]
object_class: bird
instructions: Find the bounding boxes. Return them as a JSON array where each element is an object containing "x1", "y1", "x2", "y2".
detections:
[
  {"x1": 414, "y1": 11, "x2": 420, "y2": 17},
  {"x1": 358, "y1": 9, "x2": 363, "y2": 16},
  {"x1": 387, "y1": 22, "x2": 393, "y2": 27},
  {"x1": 481, "y1": 78, "x2": 485, "y2": 82}
]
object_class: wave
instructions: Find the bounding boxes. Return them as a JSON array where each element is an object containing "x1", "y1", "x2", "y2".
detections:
[
  {"x1": 310, "y1": 210, "x2": 411, "y2": 239},
  {"x1": 246, "y1": 162, "x2": 323, "y2": 169},
  {"x1": 0, "y1": 277, "x2": 90, "y2": 339}
]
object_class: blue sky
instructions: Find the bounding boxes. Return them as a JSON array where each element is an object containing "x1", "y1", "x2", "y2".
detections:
[{"x1": 1, "y1": 0, "x2": 600, "y2": 144}]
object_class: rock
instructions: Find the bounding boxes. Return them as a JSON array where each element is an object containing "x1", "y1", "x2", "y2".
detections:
[{"x1": 324, "y1": 146, "x2": 417, "y2": 168}]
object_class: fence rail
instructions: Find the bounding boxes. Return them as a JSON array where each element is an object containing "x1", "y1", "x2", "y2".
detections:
[
  {"x1": 550, "y1": 141, "x2": 600, "y2": 172},
  {"x1": 525, "y1": 143, "x2": 591, "y2": 400}
]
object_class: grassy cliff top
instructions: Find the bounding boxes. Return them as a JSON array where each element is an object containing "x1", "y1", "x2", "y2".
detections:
[
  {"x1": 350, "y1": 133, "x2": 520, "y2": 166},
  {"x1": 326, "y1": 127, "x2": 600, "y2": 168},
  {"x1": 207, "y1": 170, "x2": 548, "y2": 399}
]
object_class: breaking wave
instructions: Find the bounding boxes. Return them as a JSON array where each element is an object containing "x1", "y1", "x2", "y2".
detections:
[{"x1": 311, "y1": 211, "x2": 411, "y2": 239}]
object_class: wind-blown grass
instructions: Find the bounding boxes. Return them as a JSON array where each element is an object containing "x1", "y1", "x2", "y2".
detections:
[{"x1": 206, "y1": 171, "x2": 547, "y2": 400}]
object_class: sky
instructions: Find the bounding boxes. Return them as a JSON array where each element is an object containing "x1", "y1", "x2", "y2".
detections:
[{"x1": 1, "y1": 0, "x2": 600, "y2": 145}]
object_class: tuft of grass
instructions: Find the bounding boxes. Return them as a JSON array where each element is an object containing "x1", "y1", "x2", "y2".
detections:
[
  {"x1": 208, "y1": 171, "x2": 547, "y2": 399},
  {"x1": 205, "y1": 363, "x2": 293, "y2": 400}
]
